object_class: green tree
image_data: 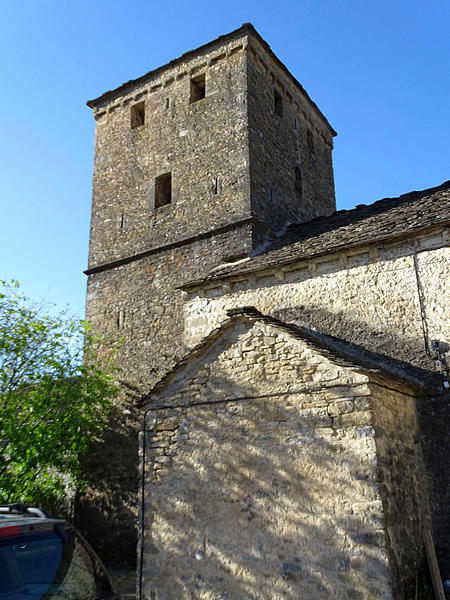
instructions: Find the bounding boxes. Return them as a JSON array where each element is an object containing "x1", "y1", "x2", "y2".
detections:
[{"x1": 0, "y1": 280, "x2": 117, "y2": 506}]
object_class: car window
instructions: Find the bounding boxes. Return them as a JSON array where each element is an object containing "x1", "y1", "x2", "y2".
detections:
[{"x1": 0, "y1": 526, "x2": 113, "y2": 599}]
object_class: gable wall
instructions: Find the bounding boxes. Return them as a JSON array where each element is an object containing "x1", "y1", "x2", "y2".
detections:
[
  {"x1": 140, "y1": 320, "x2": 424, "y2": 599},
  {"x1": 150, "y1": 320, "x2": 368, "y2": 406}
]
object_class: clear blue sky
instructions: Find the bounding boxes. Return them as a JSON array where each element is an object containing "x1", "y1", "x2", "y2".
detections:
[{"x1": 1, "y1": 0, "x2": 449, "y2": 317}]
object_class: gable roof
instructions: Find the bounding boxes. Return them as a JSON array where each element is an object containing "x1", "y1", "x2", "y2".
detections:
[
  {"x1": 183, "y1": 180, "x2": 450, "y2": 289},
  {"x1": 140, "y1": 307, "x2": 432, "y2": 406}
]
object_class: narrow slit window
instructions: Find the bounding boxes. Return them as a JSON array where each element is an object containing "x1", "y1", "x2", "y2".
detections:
[
  {"x1": 155, "y1": 172, "x2": 172, "y2": 208},
  {"x1": 117, "y1": 309, "x2": 125, "y2": 329},
  {"x1": 294, "y1": 167, "x2": 303, "y2": 194},
  {"x1": 307, "y1": 130, "x2": 315, "y2": 156},
  {"x1": 190, "y1": 74, "x2": 206, "y2": 103},
  {"x1": 274, "y1": 89, "x2": 283, "y2": 117},
  {"x1": 131, "y1": 101, "x2": 145, "y2": 129}
]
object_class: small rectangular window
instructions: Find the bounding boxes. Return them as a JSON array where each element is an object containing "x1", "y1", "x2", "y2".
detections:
[
  {"x1": 190, "y1": 74, "x2": 206, "y2": 103},
  {"x1": 211, "y1": 177, "x2": 220, "y2": 195},
  {"x1": 131, "y1": 101, "x2": 145, "y2": 129},
  {"x1": 155, "y1": 172, "x2": 172, "y2": 208},
  {"x1": 274, "y1": 89, "x2": 283, "y2": 117}
]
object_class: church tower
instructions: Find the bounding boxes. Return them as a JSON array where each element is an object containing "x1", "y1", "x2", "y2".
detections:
[
  {"x1": 85, "y1": 23, "x2": 336, "y2": 390},
  {"x1": 82, "y1": 24, "x2": 336, "y2": 567}
]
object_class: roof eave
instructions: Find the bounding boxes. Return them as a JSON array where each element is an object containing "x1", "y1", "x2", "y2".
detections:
[
  {"x1": 85, "y1": 23, "x2": 336, "y2": 136},
  {"x1": 86, "y1": 23, "x2": 254, "y2": 110},
  {"x1": 140, "y1": 307, "x2": 431, "y2": 407}
]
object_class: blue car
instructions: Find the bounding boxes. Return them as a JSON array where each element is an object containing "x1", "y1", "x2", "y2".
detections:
[{"x1": 0, "y1": 504, "x2": 119, "y2": 599}]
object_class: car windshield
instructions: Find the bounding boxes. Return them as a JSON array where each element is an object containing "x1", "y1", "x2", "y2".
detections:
[{"x1": 0, "y1": 526, "x2": 113, "y2": 599}]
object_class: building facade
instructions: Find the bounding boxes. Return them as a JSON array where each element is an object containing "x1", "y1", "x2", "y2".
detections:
[{"x1": 83, "y1": 24, "x2": 450, "y2": 599}]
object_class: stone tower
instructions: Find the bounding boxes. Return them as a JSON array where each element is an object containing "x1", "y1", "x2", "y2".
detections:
[
  {"x1": 85, "y1": 23, "x2": 336, "y2": 391},
  {"x1": 82, "y1": 24, "x2": 336, "y2": 567}
]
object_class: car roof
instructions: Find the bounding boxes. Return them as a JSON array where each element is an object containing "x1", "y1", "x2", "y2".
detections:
[
  {"x1": 0, "y1": 513, "x2": 65, "y2": 528},
  {"x1": 0, "y1": 505, "x2": 67, "y2": 531}
]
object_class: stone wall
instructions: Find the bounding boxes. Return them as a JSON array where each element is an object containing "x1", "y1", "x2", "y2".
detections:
[
  {"x1": 140, "y1": 318, "x2": 426, "y2": 600},
  {"x1": 184, "y1": 233, "x2": 450, "y2": 373},
  {"x1": 370, "y1": 380, "x2": 430, "y2": 598},
  {"x1": 416, "y1": 391, "x2": 450, "y2": 576},
  {"x1": 86, "y1": 224, "x2": 253, "y2": 390},
  {"x1": 183, "y1": 233, "x2": 450, "y2": 577},
  {"x1": 83, "y1": 26, "x2": 338, "y2": 570},
  {"x1": 88, "y1": 32, "x2": 251, "y2": 269},
  {"x1": 247, "y1": 37, "x2": 335, "y2": 232}
]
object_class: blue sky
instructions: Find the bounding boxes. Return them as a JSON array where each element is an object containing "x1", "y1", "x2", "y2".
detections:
[{"x1": 1, "y1": 0, "x2": 449, "y2": 317}]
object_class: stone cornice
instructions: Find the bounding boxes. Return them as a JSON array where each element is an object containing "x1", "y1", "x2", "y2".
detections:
[{"x1": 84, "y1": 217, "x2": 256, "y2": 276}]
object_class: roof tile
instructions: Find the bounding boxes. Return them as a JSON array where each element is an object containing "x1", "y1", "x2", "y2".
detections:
[{"x1": 188, "y1": 180, "x2": 450, "y2": 286}]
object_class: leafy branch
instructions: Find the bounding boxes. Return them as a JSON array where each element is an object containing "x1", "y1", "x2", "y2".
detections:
[{"x1": 0, "y1": 280, "x2": 118, "y2": 506}]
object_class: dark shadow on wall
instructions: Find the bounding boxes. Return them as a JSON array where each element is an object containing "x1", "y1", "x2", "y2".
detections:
[
  {"x1": 416, "y1": 391, "x2": 450, "y2": 578},
  {"x1": 140, "y1": 366, "x2": 427, "y2": 600},
  {"x1": 272, "y1": 304, "x2": 439, "y2": 373},
  {"x1": 75, "y1": 402, "x2": 140, "y2": 569}
]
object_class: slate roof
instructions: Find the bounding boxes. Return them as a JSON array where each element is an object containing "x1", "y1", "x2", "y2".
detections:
[
  {"x1": 140, "y1": 307, "x2": 436, "y2": 406},
  {"x1": 183, "y1": 180, "x2": 450, "y2": 289}
]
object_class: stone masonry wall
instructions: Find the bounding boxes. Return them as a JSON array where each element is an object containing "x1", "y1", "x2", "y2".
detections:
[
  {"x1": 86, "y1": 224, "x2": 253, "y2": 390},
  {"x1": 369, "y1": 379, "x2": 430, "y2": 598},
  {"x1": 416, "y1": 390, "x2": 450, "y2": 576},
  {"x1": 79, "y1": 224, "x2": 253, "y2": 567},
  {"x1": 88, "y1": 32, "x2": 251, "y2": 269},
  {"x1": 184, "y1": 235, "x2": 450, "y2": 373},
  {"x1": 140, "y1": 319, "x2": 425, "y2": 600},
  {"x1": 247, "y1": 37, "x2": 335, "y2": 232},
  {"x1": 183, "y1": 235, "x2": 450, "y2": 575}
]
